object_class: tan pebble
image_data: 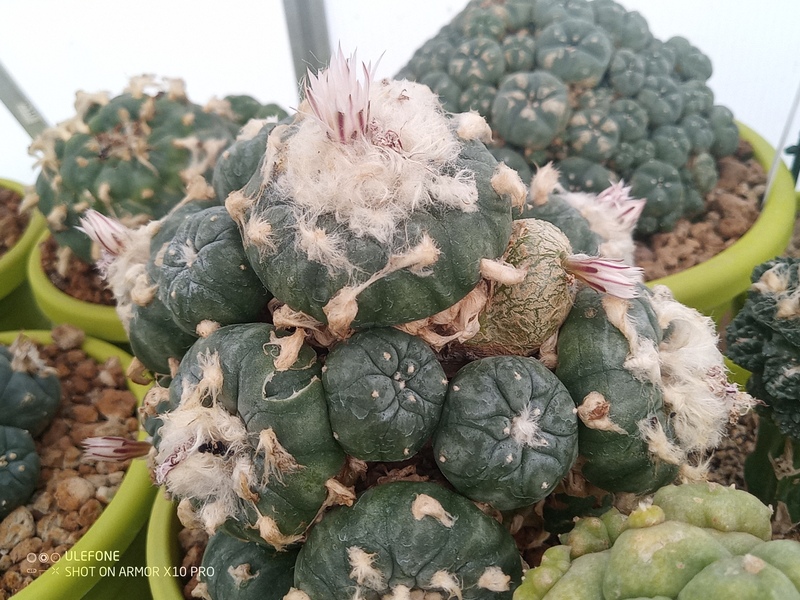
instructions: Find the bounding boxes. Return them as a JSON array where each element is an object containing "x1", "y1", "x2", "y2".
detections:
[
  {"x1": 61, "y1": 511, "x2": 82, "y2": 532},
  {"x1": 51, "y1": 325, "x2": 86, "y2": 350},
  {"x1": 61, "y1": 445, "x2": 82, "y2": 469},
  {"x1": 39, "y1": 447, "x2": 65, "y2": 469},
  {"x1": 95, "y1": 486, "x2": 116, "y2": 504},
  {"x1": 70, "y1": 404, "x2": 99, "y2": 424},
  {"x1": 0, "y1": 551, "x2": 13, "y2": 571},
  {"x1": 36, "y1": 512, "x2": 64, "y2": 538},
  {"x1": 42, "y1": 526, "x2": 74, "y2": 547},
  {"x1": 64, "y1": 349, "x2": 85, "y2": 365},
  {"x1": 95, "y1": 390, "x2": 137, "y2": 420},
  {"x1": 0, "y1": 507, "x2": 35, "y2": 551},
  {"x1": 28, "y1": 491, "x2": 55, "y2": 517},
  {"x1": 2, "y1": 568, "x2": 31, "y2": 594},
  {"x1": 40, "y1": 420, "x2": 70, "y2": 447},
  {"x1": 68, "y1": 377, "x2": 91, "y2": 396},
  {"x1": 54, "y1": 477, "x2": 96, "y2": 512},
  {"x1": 9, "y1": 536, "x2": 43, "y2": 563},
  {"x1": 77, "y1": 499, "x2": 104, "y2": 528},
  {"x1": 85, "y1": 474, "x2": 111, "y2": 488},
  {"x1": 74, "y1": 359, "x2": 98, "y2": 380},
  {"x1": 106, "y1": 471, "x2": 124, "y2": 486}
]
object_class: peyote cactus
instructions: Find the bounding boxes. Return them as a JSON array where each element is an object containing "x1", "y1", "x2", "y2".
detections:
[
  {"x1": 433, "y1": 355, "x2": 578, "y2": 509},
  {"x1": 0, "y1": 425, "x2": 40, "y2": 520},
  {"x1": 80, "y1": 47, "x2": 759, "y2": 600},
  {"x1": 514, "y1": 482, "x2": 800, "y2": 599},
  {"x1": 224, "y1": 48, "x2": 524, "y2": 336},
  {"x1": 197, "y1": 530, "x2": 299, "y2": 600},
  {"x1": 0, "y1": 337, "x2": 54, "y2": 531},
  {"x1": 726, "y1": 256, "x2": 800, "y2": 522},
  {"x1": 398, "y1": 0, "x2": 742, "y2": 236},
  {"x1": 27, "y1": 75, "x2": 285, "y2": 264},
  {"x1": 148, "y1": 322, "x2": 345, "y2": 549},
  {"x1": 289, "y1": 481, "x2": 524, "y2": 599},
  {"x1": 321, "y1": 327, "x2": 448, "y2": 462},
  {"x1": 556, "y1": 284, "x2": 752, "y2": 493},
  {"x1": 0, "y1": 335, "x2": 60, "y2": 436}
]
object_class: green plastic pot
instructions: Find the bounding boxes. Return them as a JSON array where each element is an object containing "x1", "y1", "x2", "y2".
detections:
[
  {"x1": 0, "y1": 329, "x2": 156, "y2": 600},
  {"x1": 647, "y1": 123, "x2": 798, "y2": 323},
  {"x1": 26, "y1": 231, "x2": 127, "y2": 343},
  {"x1": 0, "y1": 178, "x2": 50, "y2": 330},
  {"x1": 146, "y1": 493, "x2": 184, "y2": 600}
]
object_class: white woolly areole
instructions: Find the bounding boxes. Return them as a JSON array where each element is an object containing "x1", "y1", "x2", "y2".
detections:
[
  {"x1": 411, "y1": 494, "x2": 456, "y2": 528},
  {"x1": 601, "y1": 295, "x2": 662, "y2": 385},
  {"x1": 273, "y1": 79, "x2": 478, "y2": 259},
  {"x1": 283, "y1": 590, "x2": 312, "y2": 600},
  {"x1": 347, "y1": 547, "x2": 385, "y2": 590},
  {"x1": 453, "y1": 111, "x2": 492, "y2": 143},
  {"x1": 649, "y1": 285, "x2": 755, "y2": 452},
  {"x1": 511, "y1": 405, "x2": 548, "y2": 448},
  {"x1": 529, "y1": 163, "x2": 561, "y2": 207},
  {"x1": 428, "y1": 571, "x2": 463, "y2": 600},
  {"x1": 477, "y1": 566, "x2": 511, "y2": 592},
  {"x1": 154, "y1": 397, "x2": 252, "y2": 532}
]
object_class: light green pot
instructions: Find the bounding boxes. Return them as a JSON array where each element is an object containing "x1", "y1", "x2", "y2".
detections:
[
  {"x1": 647, "y1": 123, "x2": 798, "y2": 323},
  {"x1": 146, "y1": 493, "x2": 184, "y2": 600},
  {"x1": 0, "y1": 178, "x2": 49, "y2": 330},
  {"x1": 26, "y1": 231, "x2": 128, "y2": 344},
  {"x1": 0, "y1": 330, "x2": 156, "y2": 600}
]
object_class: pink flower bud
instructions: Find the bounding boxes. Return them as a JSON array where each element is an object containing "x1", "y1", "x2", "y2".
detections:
[
  {"x1": 304, "y1": 45, "x2": 378, "y2": 144},
  {"x1": 81, "y1": 436, "x2": 151, "y2": 461},
  {"x1": 563, "y1": 254, "x2": 644, "y2": 299},
  {"x1": 77, "y1": 209, "x2": 131, "y2": 256}
]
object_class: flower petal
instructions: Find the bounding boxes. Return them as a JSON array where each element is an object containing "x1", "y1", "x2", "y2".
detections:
[
  {"x1": 81, "y1": 436, "x2": 151, "y2": 461},
  {"x1": 564, "y1": 253, "x2": 643, "y2": 299},
  {"x1": 77, "y1": 209, "x2": 131, "y2": 256}
]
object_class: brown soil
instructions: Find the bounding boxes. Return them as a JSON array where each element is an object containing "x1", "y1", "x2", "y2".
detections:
[
  {"x1": 0, "y1": 187, "x2": 30, "y2": 259},
  {"x1": 39, "y1": 236, "x2": 114, "y2": 306},
  {"x1": 0, "y1": 325, "x2": 139, "y2": 598}
]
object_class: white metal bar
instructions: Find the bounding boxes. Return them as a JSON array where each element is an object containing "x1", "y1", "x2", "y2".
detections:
[{"x1": 0, "y1": 60, "x2": 49, "y2": 139}]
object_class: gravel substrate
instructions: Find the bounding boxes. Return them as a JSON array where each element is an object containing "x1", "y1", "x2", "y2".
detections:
[{"x1": 0, "y1": 326, "x2": 139, "y2": 598}]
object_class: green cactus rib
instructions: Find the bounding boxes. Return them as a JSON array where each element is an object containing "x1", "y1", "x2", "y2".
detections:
[{"x1": 292, "y1": 481, "x2": 523, "y2": 599}]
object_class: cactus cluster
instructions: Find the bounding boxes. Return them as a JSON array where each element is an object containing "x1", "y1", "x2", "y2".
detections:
[
  {"x1": 25, "y1": 75, "x2": 286, "y2": 265},
  {"x1": 515, "y1": 483, "x2": 800, "y2": 599},
  {"x1": 0, "y1": 335, "x2": 60, "y2": 519},
  {"x1": 83, "y1": 47, "x2": 763, "y2": 600},
  {"x1": 396, "y1": 0, "x2": 740, "y2": 236},
  {"x1": 725, "y1": 256, "x2": 800, "y2": 523}
]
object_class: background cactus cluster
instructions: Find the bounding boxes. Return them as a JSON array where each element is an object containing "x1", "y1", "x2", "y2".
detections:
[
  {"x1": 0, "y1": 335, "x2": 60, "y2": 519},
  {"x1": 25, "y1": 75, "x2": 286, "y2": 265},
  {"x1": 726, "y1": 256, "x2": 800, "y2": 524},
  {"x1": 396, "y1": 0, "x2": 741, "y2": 236},
  {"x1": 516, "y1": 483, "x2": 800, "y2": 599}
]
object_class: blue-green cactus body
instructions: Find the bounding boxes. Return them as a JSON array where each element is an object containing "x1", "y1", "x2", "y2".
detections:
[
  {"x1": 157, "y1": 206, "x2": 270, "y2": 336},
  {"x1": 293, "y1": 481, "x2": 523, "y2": 599},
  {"x1": 199, "y1": 531, "x2": 299, "y2": 600},
  {"x1": 434, "y1": 355, "x2": 579, "y2": 510},
  {"x1": 492, "y1": 71, "x2": 571, "y2": 150},
  {"x1": 0, "y1": 341, "x2": 60, "y2": 437},
  {"x1": 322, "y1": 328, "x2": 447, "y2": 462},
  {"x1": 0, "y1": 425, "x2": 40, "y2": 520}
]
